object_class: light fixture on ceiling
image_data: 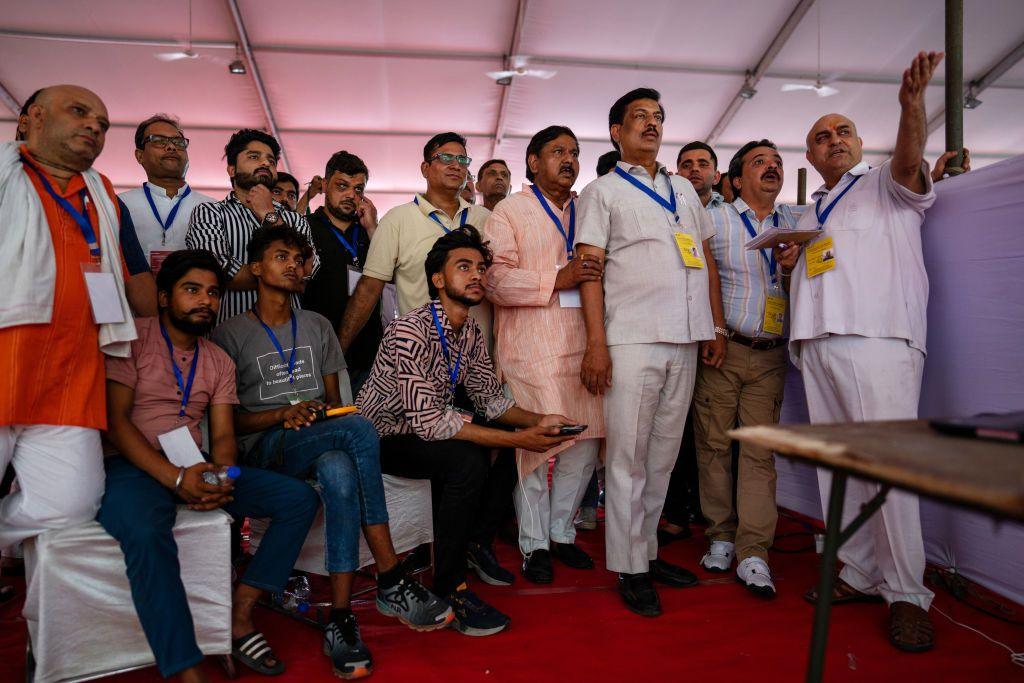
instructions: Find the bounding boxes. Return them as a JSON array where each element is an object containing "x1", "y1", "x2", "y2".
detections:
[
  {"x1": 229, "y1": 43, "x2": 246, "y2": 74},
  {"x1": 739, "y1": 84, "x2": 758, "y2": 100},
  {"x1": 964, "y1": 85, "x2": 982, "y2": 109}
]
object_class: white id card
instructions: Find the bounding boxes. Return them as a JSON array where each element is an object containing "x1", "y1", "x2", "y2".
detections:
[
  {"x1": 559, "y1": 288, "x2": 582, "y2": 308},
  {"x1": 347, "y1": 266, "x2": 362, "y2": 296},
  {"x1": 158, "y1": 426, "x2": 205, "y2": 468},
  {"x1": 81, "y1": 264, "x2": 126, "y2": 324}
]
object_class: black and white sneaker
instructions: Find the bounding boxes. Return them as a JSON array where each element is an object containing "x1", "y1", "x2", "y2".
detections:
[
  {"x1": 323, "y1": 611, "x2": 372, "y2": 680},
  {"x1": 377, "y1": 576, "x2": 454, "y2": 631},
  {"x1": 467, "y1": 542, "x2": 515, "y2": 586},
  {"x1": 447, "y1": 584, "x2": 510, "y2": 637}
]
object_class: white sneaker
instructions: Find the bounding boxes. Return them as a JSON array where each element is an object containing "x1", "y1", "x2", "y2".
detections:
[
  {"x1": 700, "y1": 540, "x2": 735, "y2": 573},
  {"x1": 736, "y1": 557, "x2": 776, "y2": 598},
  {"x1": 574, "y1": 507, "x2": 597, "y2": 530}
]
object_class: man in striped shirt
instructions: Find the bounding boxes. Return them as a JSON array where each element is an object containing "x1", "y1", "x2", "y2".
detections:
[
  {"x1": 186, "y1": 129, "x2": 318, "y2": 324},
  {"x1": 693, "y1": 139, "x2": 805, "y2": 598}
]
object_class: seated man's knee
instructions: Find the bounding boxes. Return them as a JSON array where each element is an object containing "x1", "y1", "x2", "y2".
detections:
[{"x1": 315, "y1": 451, "x2": 358, "y2": 496}]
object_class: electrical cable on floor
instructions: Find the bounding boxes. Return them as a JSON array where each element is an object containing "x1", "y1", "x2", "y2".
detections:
[
  {"x1": 927, "y1": 567, "x2": 1024, "y2": 626},
  {"x1": 932, "y1": 605, "x2": 1024, "y2": 669}
]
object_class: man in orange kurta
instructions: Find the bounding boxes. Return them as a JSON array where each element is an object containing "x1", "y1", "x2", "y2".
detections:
[{"x1": 483, "y1": 126, "x2": 605, "y2": 583}]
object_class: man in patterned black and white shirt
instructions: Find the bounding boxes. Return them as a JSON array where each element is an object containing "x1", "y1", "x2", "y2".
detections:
[
  {"x1": 186, "y1": 129, "x2": 319, "y2": 324},
  {"x1": 357, "y1": 225, "x2": 576, "y2": 638}
]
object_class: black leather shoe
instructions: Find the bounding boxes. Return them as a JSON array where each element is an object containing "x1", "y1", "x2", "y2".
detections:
[
  {"x1": 657, "y1": 525, "x2": 692, "y2": 546},
  {"x1": 649, "y1": 558, "x2": 699, "y2": 588},
  {"x1": 618, "y1": 573, "x2": 661, "y2": 617},
  {"x1": 521, "y1": 549, "x2": 553, "y2": 584},
  {"x1": 550, "y1": 542, "x2": 594, "y2": 569}
]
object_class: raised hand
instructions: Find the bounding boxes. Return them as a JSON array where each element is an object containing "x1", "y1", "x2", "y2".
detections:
[{"x1": 899, "y1": 51, "x2": 944, "y2": 110}]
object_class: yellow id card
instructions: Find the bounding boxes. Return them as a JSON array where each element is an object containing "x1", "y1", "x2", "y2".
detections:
[
  {"x1": 805, "y1": 236, "x2": 836, "y2": 278},
  {"x1": 674, "y1": 232, "x2": 705, "y2": 269},
  {"x1": 762, "y1": 295, "x2": 787, "y2": 336}
]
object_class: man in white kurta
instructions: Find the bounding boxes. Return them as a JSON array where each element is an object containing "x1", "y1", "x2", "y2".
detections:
[
  {"x1": 484, "y1": 126, "x2": 605, "y2": 584},
  {"x1": 787, "y1": 51, "x2": 944, "y2": 652}
]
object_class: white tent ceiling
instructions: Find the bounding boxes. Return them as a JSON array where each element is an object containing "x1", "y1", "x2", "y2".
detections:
[{"x1": 2, "y1": 0, "x2": 1022, "y2": 213}]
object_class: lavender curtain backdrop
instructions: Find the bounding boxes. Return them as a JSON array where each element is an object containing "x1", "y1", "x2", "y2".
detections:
[{"x1": 775, "y1": 154, "x2": 1024, "y2": 605}]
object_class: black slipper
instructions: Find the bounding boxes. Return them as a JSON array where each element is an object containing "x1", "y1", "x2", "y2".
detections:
[{"x1": 233, "y1": 631, "x2": 285, "y2": 676}]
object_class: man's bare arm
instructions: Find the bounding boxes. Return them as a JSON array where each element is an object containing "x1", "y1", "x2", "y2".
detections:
[
  {"x1": 892, "y1": 51, "x2": 944, "y2": 193},
  {"x1": 338, "y1": 275, "x2": 386, "y2": 351}
]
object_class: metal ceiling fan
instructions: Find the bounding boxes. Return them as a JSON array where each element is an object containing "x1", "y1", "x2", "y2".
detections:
[
  {"x1": 155, "y1": 0, "x2": 199, "y2": 61},
  {"x1": 487, "y1": 56, "x2": 556, "y2": 86},
  {"x1": 781, "y1": 4, "x2": 840, "y2": 98}
]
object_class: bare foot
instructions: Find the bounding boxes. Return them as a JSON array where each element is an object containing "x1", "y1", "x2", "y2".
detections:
[{"x1": 178, "y1": 664, "x2": 208, "y2": 683}]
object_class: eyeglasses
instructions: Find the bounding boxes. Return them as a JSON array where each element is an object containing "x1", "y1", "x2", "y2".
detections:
[
  {"x1": 430, "y1": 152, "x2": 472, "y2": 168},
  {"x1": 143, "y1": 134, "x2": 190, "y2": 150}
]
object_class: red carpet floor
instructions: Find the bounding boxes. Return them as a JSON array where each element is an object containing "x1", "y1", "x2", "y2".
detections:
[{"x1": 2, "y1": 516, "x2": 1021, "y2": 682}]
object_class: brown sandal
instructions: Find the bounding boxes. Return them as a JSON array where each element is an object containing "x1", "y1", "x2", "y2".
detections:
[
  {"x1": 889, "y1": 602, "x2": 934, "y2": 652},
  {"x1": 804, "y1": 577, "x2": 885, "y2": 605}
]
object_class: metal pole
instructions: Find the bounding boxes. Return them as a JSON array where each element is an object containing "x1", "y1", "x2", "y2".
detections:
[
  {"x1": 806, "y1": 472, "x2": 848, "y2": 683},
  {"x1": 797, "y1": 168, "x2": 808, "y2": 205},
  {"x1": 944, "y1": 0, "x2": 964, "y2": 175}
]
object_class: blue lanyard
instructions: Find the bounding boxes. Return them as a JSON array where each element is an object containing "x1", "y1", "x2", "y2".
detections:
[
  {"x1": 21, "y1": 155, "x2": 100, "y2": 258},
  {"x1": 815, "y1": 174, "x2": 863, "y2": 229},
  {"x1": 253, "y1": 309, "x2": 298, "y2": 385},
  {"x1": 329, "y1": 223, "x2": 360, "y2": 265},
  {"x1": 143, "y1": 184, "x2": 191, "y2": 234},
  {"x1": 530, "y1": 185, "x2": 576, "y2": 259},
  {"x1": 739, "y1": 211, "x2": 780, "y2": 279},
  {"x1": 613, "y1": 166, "x2": 678, "y2": 223},
  {"x1": 414, "y1": 196, "x2": 468, "y2": 233},
  {"x1": 159, "y1": 321, "x2": 200, "y2": 418},
  {"x1": 429, "y1": 302, "x2": 462, "y2": 398}
]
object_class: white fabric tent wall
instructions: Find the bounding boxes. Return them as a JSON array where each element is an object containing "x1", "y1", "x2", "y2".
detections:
[{"x1": 776, "y1": 154, "x2": 1024, "y2": 606}]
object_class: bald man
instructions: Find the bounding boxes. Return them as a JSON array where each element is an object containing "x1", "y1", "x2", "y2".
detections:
[
  {"x1": 0, "y1": 85, "x2": 135, "y2": 550},
  {"x1": 784, "y1": 52, "x2": 944, "y2": 652}
]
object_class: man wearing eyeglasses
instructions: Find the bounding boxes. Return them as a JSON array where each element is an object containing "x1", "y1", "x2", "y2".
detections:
[{"x1": 119, "y1": 114, "x2": 214, "y2": 273}]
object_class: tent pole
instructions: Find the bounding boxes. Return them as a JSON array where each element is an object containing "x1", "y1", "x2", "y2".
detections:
[{"x1": 944, "y1": 0, "x2": 964, "y2": 175}]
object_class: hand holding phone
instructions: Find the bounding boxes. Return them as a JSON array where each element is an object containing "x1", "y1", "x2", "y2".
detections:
[{"x1": 557, "y1": 424, "x2": 588, "y2": 436}]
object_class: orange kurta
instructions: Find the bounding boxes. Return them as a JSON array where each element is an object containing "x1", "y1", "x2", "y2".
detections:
[
  {"x1": 483, "y1": 187, "x2": 604, "y2": 476},
  {"x1": 0, "y1": 148, "x2": 123, "y2": 430}
]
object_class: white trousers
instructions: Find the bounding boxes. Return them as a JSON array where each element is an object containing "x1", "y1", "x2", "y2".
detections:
[
  {"x1": 0, "y1": 425, "x2": 105, "y2": 549},
  {"x1": 800, "y1": 335, "x2": 933, "y2": 609},
  {"x1": 604, "y1": 342, "x2": 698, "y2": 574},
  {"x1": 515, "y1": 439, "x2": 600, "y2": 555}
]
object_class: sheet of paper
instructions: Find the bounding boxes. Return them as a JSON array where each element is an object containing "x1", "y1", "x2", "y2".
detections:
[
  {"x1": 158, "y1": 426, "x2": 205, "y2": 468},
  {"x1": 559, "y1": 288, "x2": 582, "y2": 308},
  {"x1": 744, "y1": 228, "x2": 821, "y2": 251},
  {"x1": 83, "y1": 271, "x2": 126, "y2": 324}
]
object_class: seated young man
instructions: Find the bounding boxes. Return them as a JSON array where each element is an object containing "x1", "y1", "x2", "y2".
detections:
[
  {"x1": 357, "y1": 225, "x2": 576, "y2": 636},
  {"x1": 213, "y1": 226, "x2": 451, "y2": 680},
  {"x1": 99, "y1": 249, "x2": 320, "y2": 682}
]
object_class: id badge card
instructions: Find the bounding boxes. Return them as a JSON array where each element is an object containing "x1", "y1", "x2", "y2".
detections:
[
  {"x1": 674, "y1": 232, "x2": 705, "y2": 269},
  {"x1": 559, "y1": 288, "x2": 582, "y2": 308},
  {"x1": 150, "y1": 250, "x2": 173, "y2": 275},
  {"x1": 805, "y1": 237, "x2": 836, "y2": 278},
  {"x1": 157, "y1": 426, "x2": 205, "y2": 469},
  {"x1": 287, "y1": 392, "x2": 302, "y2": 406},
  {"x1": 762, "y1": 293, "x2": 787, "y2": 336},
  {"x1": 80, "y1": 262, "x2": 126, "y2": 324},
  {"x1": 347, "y1": 265, "x2": 362, "y2": 296},
  {"x1": 453, "y1": 407, "x2": 474, "y2": 424}
]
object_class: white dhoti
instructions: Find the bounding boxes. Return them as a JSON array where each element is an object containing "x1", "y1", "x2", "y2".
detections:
[
  {"x1": 603, "y1": 342, "x2": 698, "y2": 574},
  {"x1": 800, "y1": 335, "x2": 934, "y2": 609}
]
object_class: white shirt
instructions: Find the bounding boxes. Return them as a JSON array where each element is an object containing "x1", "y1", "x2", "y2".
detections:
[
  {"x1": 119, "y1": 182, "x2": 215, "y2": 264},
  {"x1": 575, "y1": 160, "x2": 716, "y2": 346},
  {"x1": 788, "y1": 160, "x2": 935, "y2": 365}
]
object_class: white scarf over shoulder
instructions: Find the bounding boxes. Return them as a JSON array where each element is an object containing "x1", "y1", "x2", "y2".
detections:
[{"x1": 0, "y1": 141, "x2": 135, "y2": 357}]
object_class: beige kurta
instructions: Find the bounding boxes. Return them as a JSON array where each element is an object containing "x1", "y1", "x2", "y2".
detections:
[{"x1": 483, "y1": 187, "x2": 605, "y2": 475}]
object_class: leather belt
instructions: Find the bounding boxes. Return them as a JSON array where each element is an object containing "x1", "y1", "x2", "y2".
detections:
[{"x1": 728, "y1": 331, "x2": 787, "y2": 351}]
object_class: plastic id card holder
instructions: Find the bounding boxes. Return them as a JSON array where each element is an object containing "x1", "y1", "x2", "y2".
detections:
[
  {"x1": 805, "y1": 237, "x2": 836, "y2": 278},
  {"x1": 674, "y1": 232, "x2": 705, "y2": 269},
  {"x1": 347, "y1": 266, "x2": 362, "y2": 296},
  {"x1": 81, "y1": 262, "x2": 126, "y2": 324}
]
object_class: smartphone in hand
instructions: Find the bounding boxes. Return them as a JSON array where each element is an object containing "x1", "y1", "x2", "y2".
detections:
[{"x1": 557, "y1": 424, "x2": 588, "y2": 436}]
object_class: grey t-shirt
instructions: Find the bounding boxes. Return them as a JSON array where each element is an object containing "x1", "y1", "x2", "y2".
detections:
[{"x1": 213, "y1": 308, "x2": 346, "y2": 456}]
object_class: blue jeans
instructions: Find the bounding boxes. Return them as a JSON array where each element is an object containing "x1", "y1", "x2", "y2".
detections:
[
  {"x1": 250, "y1": 414, "x2": 388, "y2": 573},
  {"x1": 97, "y1": 456, "x2": 319, "y2": 678}
]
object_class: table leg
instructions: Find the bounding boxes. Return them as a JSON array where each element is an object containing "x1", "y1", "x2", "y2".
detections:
[{"x1": 806, "y1": 472, "x2": 847, "y2": 683}]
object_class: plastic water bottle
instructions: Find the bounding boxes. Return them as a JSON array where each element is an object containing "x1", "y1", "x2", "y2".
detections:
[
  {"x1": 272, "y1": 575, "x2": 311, "y2": 613},
  {"x1": 202, "y1": 465, "x2": 240, "y2": 486}
]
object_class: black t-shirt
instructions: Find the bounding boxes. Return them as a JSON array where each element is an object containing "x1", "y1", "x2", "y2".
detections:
[{"x1": 301, "y1": 208, "x2": 383, "y2": 372}]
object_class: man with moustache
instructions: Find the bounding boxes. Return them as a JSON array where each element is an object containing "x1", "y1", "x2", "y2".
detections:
[
  {"x1": 1, "y1": 84, "x2": 135, "y2": 553},
  {"x1": 302, "y1": 151, "x2": 382, "y2": 394},
  {"x1": 692, "y1": 139, "x2": 805, "y2": 598},
  {"x1": 186, "y1": 128, "x2": 318, "y2": 325},
  {"x1": 119, "y1": 114, "x2": 215, "y2": 271},
  {"x1": 99, "y1": 249, "x2": 319, "y2": 681},
  {"x1": 575, "y1": 87, "x2": 727, "y2": 616},
  {"x1": 792, "y1": 51, "x2": 943, "y2": 652},
  {"x1": 678, "y1": 141, "x2": 725, "y2": 210},
  {"x1": 483, "y1": 126, "x2": 605, "y2": 583},
  {"x1": 476, "y1": 159, "x2": 511, "y2": 211},
  {"x1": 272, "y1": 172, "x2": 301, "y2": 212}
]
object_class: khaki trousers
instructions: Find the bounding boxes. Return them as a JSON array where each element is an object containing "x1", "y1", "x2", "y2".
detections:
[{"x1": 692, "y1": 340, "x2": 786, "y2": 561}]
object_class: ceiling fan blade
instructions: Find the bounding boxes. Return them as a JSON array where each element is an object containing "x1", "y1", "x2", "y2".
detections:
[
  {"x1": 781, "y1": 83, "x2": 816, "y2": 92},
  {"x1": 155, "y1": 52, "x2": 189, "y2": 61},
  {"x1": 486, "y1": 70, "x2": 517, "y2": 80},
  {"x1": 815, "y1": 85, "x2": 840, "y2": 97},
  {"x1": 525, "y1": 69, "x2": 557, "y2": 79}
]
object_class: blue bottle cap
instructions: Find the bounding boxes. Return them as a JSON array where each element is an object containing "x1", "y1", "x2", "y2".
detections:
[
  {"x1": 226, "y1": 466, "x2": 241, "y2": 480},
  {"x1": 297, "y1": 602, "x2": 310, "y2": 613}
]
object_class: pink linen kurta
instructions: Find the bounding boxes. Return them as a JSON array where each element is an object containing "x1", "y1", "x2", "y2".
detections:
[{"x1": 483, "y1": 187, "x2": 605, "y2": 476}]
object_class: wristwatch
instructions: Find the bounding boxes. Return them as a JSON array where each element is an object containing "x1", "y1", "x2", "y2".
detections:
[
  {"x1": 261, "y1": 210, "x2": 282, "y2": 227},
  {"x1": 714, "y1": 326, "x2": 730, "y2": 337}
]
